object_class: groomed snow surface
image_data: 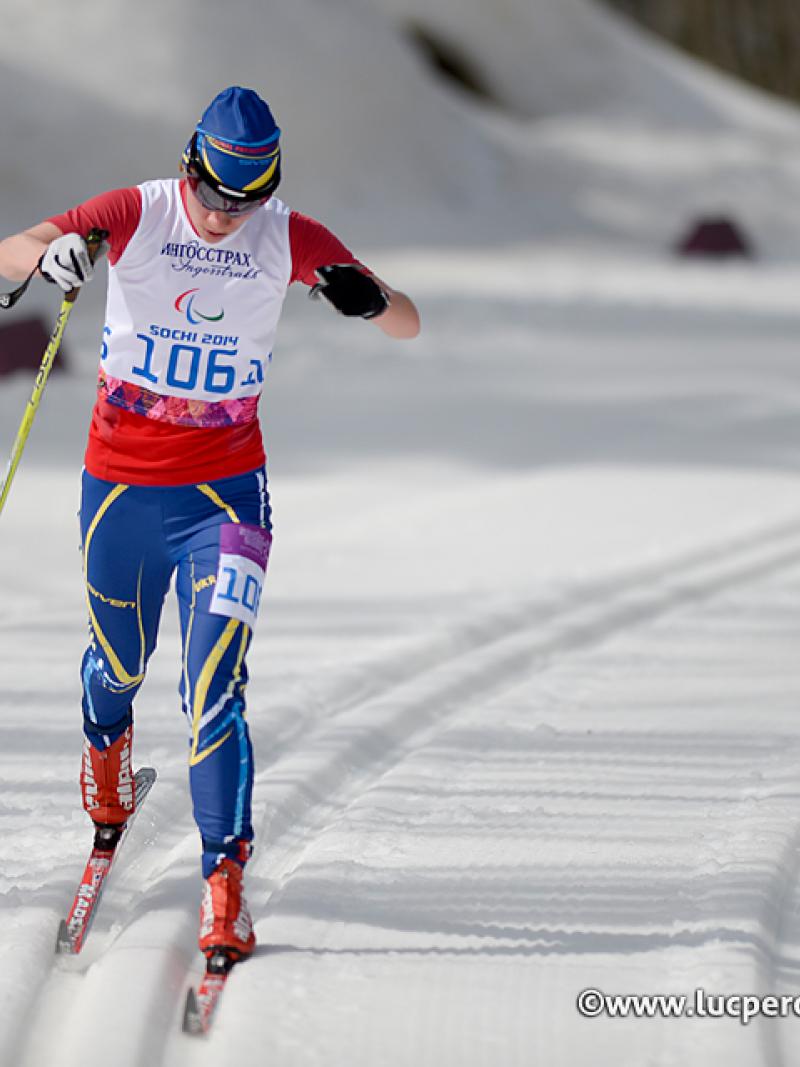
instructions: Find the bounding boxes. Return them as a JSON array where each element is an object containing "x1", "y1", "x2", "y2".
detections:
[
  {"x1": 4, "y1": 0, "x2": 800, "y2": 1064},
  {"x1": 3, "y1": 272, "x2": 800, "y2": 1066}
]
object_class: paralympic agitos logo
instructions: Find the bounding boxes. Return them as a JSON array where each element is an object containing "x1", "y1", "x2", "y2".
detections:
[{"x1": 174, "y1": 289, "x2": 225, "y2": 325}]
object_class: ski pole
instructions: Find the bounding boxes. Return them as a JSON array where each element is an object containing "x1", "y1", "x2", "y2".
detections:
[{"x1": 0, "y1": 227, "x2": 108, "y2": 517}]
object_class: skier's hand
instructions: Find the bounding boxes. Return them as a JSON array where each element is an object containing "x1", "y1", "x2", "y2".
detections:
[
  {"x1": 39, "y1": 233, "x2": 94, "y2": 291},
  {"x1": 310, "y1": 264, "x2": 389, "y2": 319}
]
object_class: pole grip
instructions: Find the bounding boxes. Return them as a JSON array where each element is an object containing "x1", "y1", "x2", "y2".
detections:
[{"x1": 65, "y1": 227, "x2": 109, "y2": 304}]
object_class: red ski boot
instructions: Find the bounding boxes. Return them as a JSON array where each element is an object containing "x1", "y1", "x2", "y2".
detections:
[
  {"x1": 198, "y1": 858, "x2": 256, "y2": 961},
  {"x1": 80, "y1": 725, "x2": 136, "y2": 829}
]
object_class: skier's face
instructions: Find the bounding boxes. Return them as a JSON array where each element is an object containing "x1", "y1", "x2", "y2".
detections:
[{"x1": 184, "y1": 182, "x2": 253, "y2": 243}]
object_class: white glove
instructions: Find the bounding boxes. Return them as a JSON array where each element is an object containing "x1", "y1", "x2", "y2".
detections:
[{"x1": 39, "y1": 233, "x2": 94, "y2": 291}]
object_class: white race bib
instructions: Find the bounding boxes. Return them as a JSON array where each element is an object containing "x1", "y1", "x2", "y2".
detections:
[{"x1": 210, "y1": 525, "x2": 272, "y2": 630}]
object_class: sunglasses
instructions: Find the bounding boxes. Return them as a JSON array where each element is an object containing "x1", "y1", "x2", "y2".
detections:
[{"x1": 186, "y1": 173, "x2": 270, "y2": 216}]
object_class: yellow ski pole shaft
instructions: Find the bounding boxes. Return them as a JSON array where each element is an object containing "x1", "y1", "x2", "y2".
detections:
[{"x1": 0, "y1": 228, "x2": 108, "y2": 518}]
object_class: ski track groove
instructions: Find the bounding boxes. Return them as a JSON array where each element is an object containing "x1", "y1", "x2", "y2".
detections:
[
  {"x1": 14, "y1": 512, "x2": 800, "y2": 1066},
  {"x1": 249, "y1": 513, "x2": 800, "y2": 889}
]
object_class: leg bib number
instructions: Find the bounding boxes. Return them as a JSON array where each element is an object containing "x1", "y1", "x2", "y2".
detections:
[{"x1": 210, "y1": 525, "x2": 272, "y2": 630}]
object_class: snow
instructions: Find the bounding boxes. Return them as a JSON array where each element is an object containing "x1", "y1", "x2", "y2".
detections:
[{"x1": 3, "y1": 0, "x2": 800, "y2": 1064}]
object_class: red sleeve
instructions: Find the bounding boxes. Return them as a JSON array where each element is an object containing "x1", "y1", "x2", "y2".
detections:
[
  {"x1": 46, "y1": 187, "x2": 143, "y2": 266},
  {"x1": 288, "y1": 211, "x2": 367, "y2": 286}
]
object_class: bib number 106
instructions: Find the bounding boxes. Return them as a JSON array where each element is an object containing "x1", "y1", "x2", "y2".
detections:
[
  {"x1": 210, "y1": 552, "x2": 266, "y2": 630},
  {"x1": 132, "y1": 333, "x2": 237, "y2": 395},
  {"x1": 217, "y1": 566, "x2": 262, "y2": 615}
]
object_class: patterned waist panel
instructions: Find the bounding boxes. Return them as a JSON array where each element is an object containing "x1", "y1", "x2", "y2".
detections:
[{"x1": 98, "y1": 369, "x2": 259, "y2": 428}]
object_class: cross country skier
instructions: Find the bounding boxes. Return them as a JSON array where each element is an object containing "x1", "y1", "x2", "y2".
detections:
[{"x1": 0, "y1": 86, "x2": 420, "y2": 963}]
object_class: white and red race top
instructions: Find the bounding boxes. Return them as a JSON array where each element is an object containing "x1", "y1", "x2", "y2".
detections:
[{"x1": 47, "y1": 180, "x2": 363, "y2": 485}]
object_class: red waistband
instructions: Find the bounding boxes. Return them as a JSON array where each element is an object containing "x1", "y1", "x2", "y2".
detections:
[{"x1": 84, "y1": 396, "x2": 266, "y2": 486}]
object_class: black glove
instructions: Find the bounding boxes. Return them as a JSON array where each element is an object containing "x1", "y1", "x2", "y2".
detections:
[{"x1": 311, "y1": 264, "x2": 389, "y2": 319}]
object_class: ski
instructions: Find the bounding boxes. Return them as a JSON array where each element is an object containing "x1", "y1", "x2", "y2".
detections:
[
  {"x1": 56, "y1": 766, "x2": 157, "y2": 955},
  {"x1": 182, "y1": 951, "x2": 238, "y2": 1035}
]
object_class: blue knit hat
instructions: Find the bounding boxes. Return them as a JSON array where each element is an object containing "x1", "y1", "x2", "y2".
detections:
[{"x1": 183, "y1": 86, "x2": 281, "y2": 198}]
